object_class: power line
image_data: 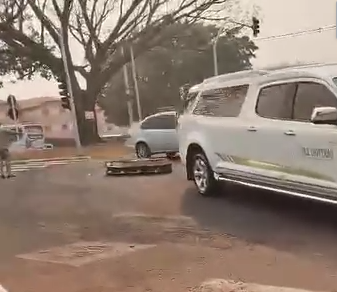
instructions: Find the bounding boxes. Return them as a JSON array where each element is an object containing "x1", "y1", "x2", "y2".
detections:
[{"x1": 255, "y1": 25, "x2": 336, "y2": 41}]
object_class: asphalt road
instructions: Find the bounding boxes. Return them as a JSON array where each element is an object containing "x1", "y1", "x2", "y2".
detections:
[{"x1": 2, "y1": 160, "x2": 337, "y2": 291}]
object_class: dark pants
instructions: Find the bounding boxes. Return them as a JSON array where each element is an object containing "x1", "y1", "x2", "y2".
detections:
[{"x1": 0, "y1": 148, "x2": 11, "y2": 176}]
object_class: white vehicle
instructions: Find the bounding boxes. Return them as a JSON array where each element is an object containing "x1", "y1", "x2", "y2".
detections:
[
  {"x1": 3, "y1": 123, "x2": 45, "y2": 150},
  {"x1": 178, "y1": 64, "x2": 337, "y2": 204},
  {"x1": 126, "y1": 111, "x2": 179, "y2": 158}
]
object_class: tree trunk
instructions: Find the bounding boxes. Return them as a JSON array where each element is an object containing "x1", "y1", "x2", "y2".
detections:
[{"x1": 73, "y1": 88, "x2": 100, "y2": 146}]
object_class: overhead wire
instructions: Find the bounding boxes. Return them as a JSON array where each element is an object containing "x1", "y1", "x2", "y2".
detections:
[{"x1": 255, "y1": 25, "x2": 336, "y2": 41}]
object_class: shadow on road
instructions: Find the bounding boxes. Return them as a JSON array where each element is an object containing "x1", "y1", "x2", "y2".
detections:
[{"x1": 181, "y1": 183, "x2": 337, "y2": 260}]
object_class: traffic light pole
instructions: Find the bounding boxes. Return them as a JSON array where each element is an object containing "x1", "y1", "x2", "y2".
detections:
[{"x1": 58, "y1": 26, "x2": 82, "y2": 150}]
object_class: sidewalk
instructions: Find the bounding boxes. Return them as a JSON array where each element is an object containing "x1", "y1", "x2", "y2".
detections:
[{"x1": 11, "y1": 142, "x2": 131, "y2": 161}]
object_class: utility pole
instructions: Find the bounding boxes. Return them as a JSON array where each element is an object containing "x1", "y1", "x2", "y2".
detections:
[
  {"x1": 58, "y1": 26, "x2": 82, "y2": 150},
  {"x1": 212, "y1": 41, "x2": 218, "y2": 76},
  {"x1": 121, "y1": 46, "x2": 134, "y2": 127},
  {"x1": 212, "y1": 27, "x2": 224, "y2": 76},
  {"x1": 130, "y1": 45, "x2": 142, "y2": 121}
]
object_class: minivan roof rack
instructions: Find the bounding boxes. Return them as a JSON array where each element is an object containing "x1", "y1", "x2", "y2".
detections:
[
  {"x1": 203, "y1": 69, "x2": 268, "y2": 84},
  {"x1": 266, "y1": 62, "x2": 337, "y2": 71}
]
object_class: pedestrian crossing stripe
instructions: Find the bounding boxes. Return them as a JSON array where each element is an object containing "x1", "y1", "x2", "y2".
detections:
[
  {"x1": 8, "y1": 158, "x2": 87, "y2": 174},
  {"x1": 45, "y1": 161, "x2": 75, "y2": 165},
  {"x1": 12, "y1": 165, "x2": 46, "y2": 172}
]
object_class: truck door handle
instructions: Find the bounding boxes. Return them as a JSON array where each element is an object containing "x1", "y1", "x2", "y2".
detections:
[
  {"x1": 247, "y1": 126, "x2": 257, "y2": 132},
  {"x1": 284, "y1": 130, "x2": 296, "y2": 136}
]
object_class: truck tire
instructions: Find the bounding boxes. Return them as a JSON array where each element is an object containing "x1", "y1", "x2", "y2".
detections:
[{"x1": 191, "y1": 152, "x2": 222, "y2": 197}]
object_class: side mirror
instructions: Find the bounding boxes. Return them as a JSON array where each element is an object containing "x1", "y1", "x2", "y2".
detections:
[{"x1": 311, "y1": 106, "x2": 337, "y2": 125}]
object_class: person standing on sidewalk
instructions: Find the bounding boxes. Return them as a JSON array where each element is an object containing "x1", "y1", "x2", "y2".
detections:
[{"x1": 0, "y1": 125, "x2": 19, "y2": 178}]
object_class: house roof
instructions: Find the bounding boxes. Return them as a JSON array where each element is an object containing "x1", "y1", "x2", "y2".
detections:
[
  {"x1": 0, "y1": 96, "x2": 59, "y2": 110},
  {"x1": 0, "y1": 96, "x2": 104, "y2": 112}
]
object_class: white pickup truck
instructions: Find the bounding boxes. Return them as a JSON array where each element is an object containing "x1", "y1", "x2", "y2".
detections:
[{"x1": 177, "y1": 64, "x2": 337, "y2": 204}]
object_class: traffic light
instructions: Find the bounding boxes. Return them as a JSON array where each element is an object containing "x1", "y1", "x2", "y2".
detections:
[
  {"x1": 57, "y1": 76, "x2": 71, "y2": 110},
  {"x1": 6, "y1": 94, "x2": 19, "y2": 120},
  {"x1": 252, "y1": 17, "x2": 260, "y2": 37}
]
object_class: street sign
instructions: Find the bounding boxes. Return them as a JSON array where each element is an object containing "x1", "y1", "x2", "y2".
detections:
[{"x1": 85, "y1": 111, "x2": 95, "y2": 120}]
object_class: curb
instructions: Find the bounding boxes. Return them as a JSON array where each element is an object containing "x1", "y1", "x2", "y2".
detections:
[
  {"x1": 193, "y1": 279, "x2": 323, "y2": 292},
  {"x1": 12, "y1": 156, "x2": 91, "y2": 164}
]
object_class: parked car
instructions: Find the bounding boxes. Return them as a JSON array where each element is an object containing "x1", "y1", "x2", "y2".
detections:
[
  {"x1": 126, "y1": 111, "x2": 179, "y2": 158},
  {"x1": 178, "y1": 64, "x2": 337, "y2": 204}
]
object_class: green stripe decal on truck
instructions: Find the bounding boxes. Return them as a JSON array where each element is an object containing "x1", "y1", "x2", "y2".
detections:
[{"x1": 215, "y1": 153, "x2": 334, "y2": 182}]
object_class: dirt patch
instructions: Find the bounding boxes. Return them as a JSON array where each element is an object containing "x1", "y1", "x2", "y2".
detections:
[
  {"x1": 11, "y1": 143, "x2": 132, "y2": 160},
  {"x1": 192, "y1": 279, "x2": 246, "y2": 292},
  {"x1": 109, "y1": 213, "x2": 233, "y2": 249},
  {"x1": 112, "y1": 213, "x2": 198, "y2": 229},
  {"x1": 16, "y1": 241, "x2": 156, "y2": 267},
  {"x1": 192, "y1": 279, "x2": 317, "y2": 292}
]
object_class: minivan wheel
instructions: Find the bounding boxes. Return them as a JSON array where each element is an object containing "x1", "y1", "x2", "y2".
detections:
[
  {"x1": 192, "y1": 153, "x2": 221, "y2": 197},
  {"x1": 136, "y1": 142, "x2": 151, "y2": 158}
]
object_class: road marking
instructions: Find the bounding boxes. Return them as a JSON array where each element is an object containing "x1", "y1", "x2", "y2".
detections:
[
  {"x1": 45, "y1": 161, "x2": 69, "y2": 166},
  {"x1": 10, "y1": 158, "x2": 87, "y2": 174},
  {"x1": 11, "y1": 162, "x2": 47, "y2": 173},
  {"x1": 193, "y1": 279, "x2": 324, "y2": 292},
  {"x1": 16, "y1": 241, "x2": 156, "y2": 267}
]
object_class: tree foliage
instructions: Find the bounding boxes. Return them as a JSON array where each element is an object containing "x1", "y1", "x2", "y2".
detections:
[
  {"x1": 101, "y1": 23, "x2": 258, "y2": 126},
  {"x1": 0, "y1": 0, "x2": 254, "y2": 144}
]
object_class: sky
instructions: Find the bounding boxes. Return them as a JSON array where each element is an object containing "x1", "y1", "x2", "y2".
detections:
[{"x1": 0, "y1": 0, "x2": 336, "y2": 100}]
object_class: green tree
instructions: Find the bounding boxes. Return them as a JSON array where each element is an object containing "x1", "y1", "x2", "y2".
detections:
[
  {"x1": 101, "y1": 23, "x2": 258, "y2": 125},
  {"x1": 0, "y1": 0, "x2": 238, "y2": 145}
]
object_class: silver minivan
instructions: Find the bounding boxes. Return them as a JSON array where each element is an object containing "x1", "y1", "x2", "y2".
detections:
[{"x1": 126, "y1": 111, "x2": 179, "y2": 158}]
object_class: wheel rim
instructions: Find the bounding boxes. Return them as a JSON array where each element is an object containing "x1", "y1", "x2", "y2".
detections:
[
  {"x1": 193, "y1": 157, "x2": 208, "y2": 193},
  {"x1": 137, "y1": 144, "x2": 148, "y2": 158}
]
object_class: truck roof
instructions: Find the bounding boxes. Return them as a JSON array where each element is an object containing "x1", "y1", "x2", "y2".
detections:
[{"x1": 188, "y1": 63, "x2": 337, "y2": 92}]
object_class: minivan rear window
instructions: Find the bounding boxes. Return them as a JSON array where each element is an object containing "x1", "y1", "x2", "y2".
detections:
[{"x1": 193, "y1": 85, "x2": 249, "y2": 117}]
